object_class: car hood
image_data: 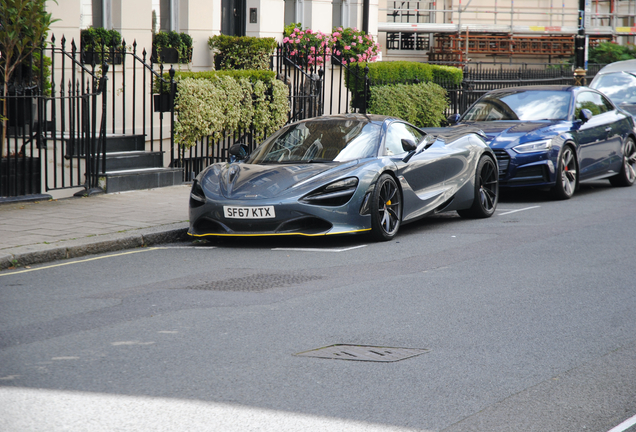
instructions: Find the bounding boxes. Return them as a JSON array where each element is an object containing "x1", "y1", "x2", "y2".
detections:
[
  {"x1": 457, "y1": 121, "x2": 562, "y2": 149},
  {"x1": 210, "y1": 161, "x2": 359, "y2": 200}
]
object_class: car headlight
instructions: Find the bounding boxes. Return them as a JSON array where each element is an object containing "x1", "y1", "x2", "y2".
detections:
[
  {"x1": 513, "y1": 139, "x2": 553, "y2": 154},
  {"x1": 300, "y1": 177, "x2": 359, "y2": 206},
  {"x1": 190, "y1": 179, "x2": 206, "y2": 207}
]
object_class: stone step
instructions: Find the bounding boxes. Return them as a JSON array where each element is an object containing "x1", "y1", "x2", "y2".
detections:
[{"x1": 101, "y1": 167, "x2": 184, "y2": 193}]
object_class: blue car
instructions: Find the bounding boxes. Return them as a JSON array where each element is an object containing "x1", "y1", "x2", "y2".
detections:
[{"x1": 447, "y1": 85, "x2": 636, "y2": 199}]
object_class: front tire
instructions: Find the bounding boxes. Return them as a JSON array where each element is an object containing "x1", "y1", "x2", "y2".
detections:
[
  {"x1": 609, "y1": 137, "x2": 636, "y2": 187},
  {"x1": 458, "y1": 155, "x2": 498, "y2": 219},
  {"x1": 370, "y1": 174, "x2": 402, "y2": 241},
  {"x1": 551, "y1": 145, "x2": 578, "y2": 200}
]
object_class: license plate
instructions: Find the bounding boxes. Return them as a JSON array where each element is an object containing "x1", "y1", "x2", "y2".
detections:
[{"x1": 223, "y1": 206, "x2": 276, "y2": 219}]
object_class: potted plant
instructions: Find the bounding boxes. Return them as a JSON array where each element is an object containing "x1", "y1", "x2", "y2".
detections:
[
  {"x1": 282, "y1": 28, "x2": 333, "y2": 67},
  {"x1": 152, "y1": 31, "x2": 192, "y2": 64},
  {"x1": 330, "y1": 27, "x2": 380, "y2": 65},
  {"x1": 80, "y1": 27, "x2": 123, "y2": 65}
]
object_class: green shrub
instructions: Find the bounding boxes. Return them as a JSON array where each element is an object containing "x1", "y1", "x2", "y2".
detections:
[
  {"x1": 173, "y1": 75, "x2": 289, "y2": 148},
  {"x1": 367, "y1": 82, "x2": 449, "y2": 128},
  {"x1": 154, "y1": 69, "x2": 276, "y2": 94},
  {"x1": 347, "y1": 61, "x2": 462, "y2": 88},
  {"x1": 284, "y1": 22, "x2": 301, "y2": 37},
  {"x1": 208, "y1": 35, "x2": 277, "y2": 70},
  {"x1": 80, "y1": 27, "x2": 123, "y2": 65},
  {"x1": 588, "y1": 41, "x2": 636, "y2": 64},
  {"x1": 81, "y1": 27, "x2": 122, "y2": 50},
  {"x1": 153, "y1": 31, "x2": 193, "y2": 63},
  {"x1": 344, "y1": 61, "x2": 462, "y2": 109}
]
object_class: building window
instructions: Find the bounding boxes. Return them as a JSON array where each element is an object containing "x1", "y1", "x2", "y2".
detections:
[
  {"x1": 153, "y1": 0, "x2": 178, "y2": 32},
  {"x1": 387, "y1": 32, "x2": 429, "y2": 51},
  {"x1": 82, "y1": 0, "x2": 113, "y2": 29},
  {"x1": 386, "y1": 1, "x2": 433, "y2": 51}
]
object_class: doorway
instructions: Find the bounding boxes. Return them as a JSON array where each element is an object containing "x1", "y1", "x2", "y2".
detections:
[{"x1": 222, "y1": 0, "x2": 246, "y2": 36}]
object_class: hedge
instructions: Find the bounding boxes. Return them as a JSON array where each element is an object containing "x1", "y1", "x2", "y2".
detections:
[
  {"x1": 173, "y1": 76, "x2": 289, "y2": 148},
  {"x1": 154, "y1": 69, "x2": 277, "y2": 94},
  {"x1": 344, "y1": 61, "x2": 462, "y2": 108},
  {"x1": 346, "y1": 61, "x2": 463, "y2": 87},
  {"x1": 367, "y1": 82, "x2": 449, "y2": 128},
  {"x1": 208, "y1": 35, "x2": 277, "y2": 70}
]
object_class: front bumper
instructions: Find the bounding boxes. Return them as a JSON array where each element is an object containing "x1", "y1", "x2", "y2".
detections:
[
  {"x1": 188, "y1": 195, "x2": 372, "y2": 238},
  {"x1": 493, "y1": 149, "x2": 556, "y2": 188}
]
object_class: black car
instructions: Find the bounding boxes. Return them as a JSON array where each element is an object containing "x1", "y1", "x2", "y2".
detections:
[{"x1": 447, "y1": 85, "x2": 636, "y2": 199}]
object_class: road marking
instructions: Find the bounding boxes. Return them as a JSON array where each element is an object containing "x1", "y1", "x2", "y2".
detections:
[
  {"x1": 272, "y1": 245, "x2": 367, "y2": 253},
  {"x1": 154, "y1": 246, "x2": 217, "y2": 249},
  {"x1": 607, "y1": 414, "x2": 636, "y2": 432},
  {"x1": 498, "y1": 206, "x2": 541, "y2": 216},
  {"x1": 0, "y1": 248, "x2": 158, "y2": 277}
]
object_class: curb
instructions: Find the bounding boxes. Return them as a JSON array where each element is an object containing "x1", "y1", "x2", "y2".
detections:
[{"x1": 0, "y1": 222, "x2": 190, "y2": 271}]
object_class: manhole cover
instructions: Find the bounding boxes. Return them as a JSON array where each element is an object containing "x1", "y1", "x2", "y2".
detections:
[
  {"x1": 294, "y1": 344, "x2": 429, "y2": 362},
  {"x1": 179, "y1": 273, "x2": 322, "y2": 292}
]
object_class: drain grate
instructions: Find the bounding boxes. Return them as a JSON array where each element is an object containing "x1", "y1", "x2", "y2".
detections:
[
  {"x1": 294, "y1": 344, "x2": 429, "y2": 362},
  {"x1": 179, "y1": 273, "x2": 322, "y2": 292}
]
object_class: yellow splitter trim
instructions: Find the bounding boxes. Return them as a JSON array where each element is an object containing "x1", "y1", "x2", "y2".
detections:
[{"x1": 188, "y1": 228, "x2": 371, "y2": 238}]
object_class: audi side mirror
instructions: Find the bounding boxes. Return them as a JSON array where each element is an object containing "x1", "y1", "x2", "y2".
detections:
[
  {"x1": 447, "y1": 113, "x2": 461, "y2": 125},
  {"x1": 578, "y1": 108, "x2": 593, "y2": 123}
]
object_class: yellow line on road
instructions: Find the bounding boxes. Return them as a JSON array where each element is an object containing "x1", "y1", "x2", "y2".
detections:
[{"x1": 0, "y1": 248, "x2": 158, "y2": 277}]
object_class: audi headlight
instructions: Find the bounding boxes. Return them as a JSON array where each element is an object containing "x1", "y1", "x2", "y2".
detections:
[
  {"x1": 513, "y1": 139, "x2": 553, "y2": 154},
  {"x1": 300, "y1": 177, "x2": 359, "y2": 206}
]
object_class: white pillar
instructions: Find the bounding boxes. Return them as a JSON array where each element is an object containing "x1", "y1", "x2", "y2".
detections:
[
  {"x1": 246, "y1": 0, "x2": 286, "y2": 39},
  {"x1": 301, "y1": 0, "x2": 333, "y2": 33}
]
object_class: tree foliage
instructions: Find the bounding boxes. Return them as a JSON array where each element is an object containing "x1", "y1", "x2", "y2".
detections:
[
  {"x1": 588, "y1": 42, "x2": 636, "y2": 64},
  {"x1": 0, "y1": 0, "x2": 57, "y2": 157}
]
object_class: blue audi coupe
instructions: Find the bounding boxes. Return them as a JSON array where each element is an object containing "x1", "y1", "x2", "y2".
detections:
[{"x1": 447, "y1": 85, "x2": 636, "y2": 199}]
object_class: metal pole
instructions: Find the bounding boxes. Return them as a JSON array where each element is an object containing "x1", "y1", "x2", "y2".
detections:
[{"x1": 574, "y1": 0, "x2": 586, "y2": 85}]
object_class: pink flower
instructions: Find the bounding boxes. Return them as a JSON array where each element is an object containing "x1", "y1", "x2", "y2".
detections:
[
  {"x1": 350, "y1": 57, "x2": 355, "y2": 62},
  {"x1": 333, "y1": 32, "x2": 341, "y2": 37},
  {"x1": 351, "y1": 42, "x2": 356, "y2": 46},
  {"x1": 342, "y1": 60, "x2": 347, "y2": 65},
  {"x1": 344, "y1": 45, "x2": 351, "y2": 50},
  {"x1": 283, "y1": 37, "x2": 289, "y2": 43}
]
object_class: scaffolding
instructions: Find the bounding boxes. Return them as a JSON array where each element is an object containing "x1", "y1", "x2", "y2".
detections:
[{"x1": 379, "y1": 0, "x2": 635, "y2": 62}]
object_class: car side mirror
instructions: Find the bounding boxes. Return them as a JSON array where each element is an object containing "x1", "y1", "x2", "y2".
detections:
[
  {"x1": 578, "y1": 108, "x2": 593, "y2": 123},
  {"x1": 401, "y1": 138, "x2": 418, "y2": 162},
  {"x1": 229, "y1": 143, "x2": 249, "y2": 162},
  {"x1": 401, "y1": 138, "x2": 417, "y2": 152},
  {"x1": 447, "y1": 113, "x2": 461, "y2": 125}
]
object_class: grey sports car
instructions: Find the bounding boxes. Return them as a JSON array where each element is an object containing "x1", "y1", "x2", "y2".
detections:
[{"x1": 188, "y1": 114, "x2": 498, "y2": 241}]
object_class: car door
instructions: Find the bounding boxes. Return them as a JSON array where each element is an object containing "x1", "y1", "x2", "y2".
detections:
[
  {"x1": 386, "y1": 122, "x2": 454, "y2": 218},
  {"x1": 573, "y1": 90, "x2": 618, "y2": 180}
]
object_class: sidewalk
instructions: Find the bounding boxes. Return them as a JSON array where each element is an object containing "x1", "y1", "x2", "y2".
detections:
[{"x1": 0, "y1": 184, "x2": 192, "y2": 270}]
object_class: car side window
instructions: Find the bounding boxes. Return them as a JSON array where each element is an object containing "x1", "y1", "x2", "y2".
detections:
[
  {"x1": 599, "y1": 93, "x2": 615, "y2": 112},
  {"x1": 575, "y1": 91, "x2": 609, "y2": 118},
  {"x1": 384, "y1": 123, "x2": 423, "y2": 156}
]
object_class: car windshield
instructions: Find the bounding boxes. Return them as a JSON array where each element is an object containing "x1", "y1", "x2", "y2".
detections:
[
  {"x1": 462, "y1": 90, "x2": 572, "y2": 121},
  {"x1": 247, "y1": 119, "x2": 381, "y2": 164},
  {"x1": 591, "y1": 72, "x2": 636, "y2": 106}
]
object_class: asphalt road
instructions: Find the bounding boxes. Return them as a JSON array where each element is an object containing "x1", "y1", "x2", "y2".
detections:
[{"x1": 1, "y1": 182, "x2": 636, "y2": 432}]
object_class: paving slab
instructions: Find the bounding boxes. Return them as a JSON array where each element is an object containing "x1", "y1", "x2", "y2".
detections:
[{"x1": 0, "y1": 185, "x2": 192, "y2": 270}]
